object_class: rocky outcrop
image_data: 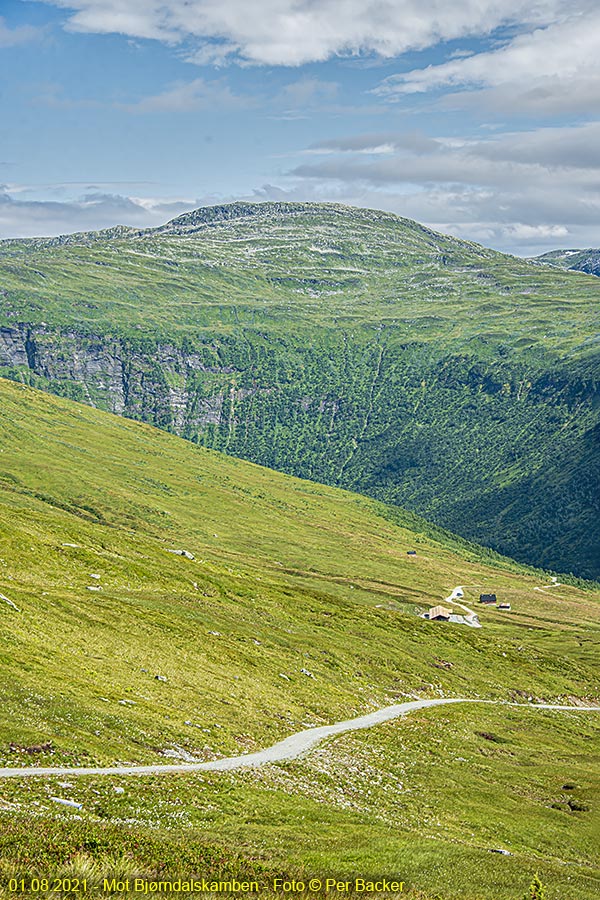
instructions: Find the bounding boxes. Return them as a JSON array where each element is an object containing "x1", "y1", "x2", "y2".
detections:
[{"x1": 0, "y1": 324, "x2": 233, "y2": 432}]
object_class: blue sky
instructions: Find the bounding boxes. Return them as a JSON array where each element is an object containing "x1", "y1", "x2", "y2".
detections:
[{"x1": 1, "y1": 0, "x2": 599, "y2": 254}]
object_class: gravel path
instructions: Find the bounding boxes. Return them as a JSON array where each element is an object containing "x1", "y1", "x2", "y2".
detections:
[{"x1": 0, "y1": 698, "x2": 597, "y2": 780}]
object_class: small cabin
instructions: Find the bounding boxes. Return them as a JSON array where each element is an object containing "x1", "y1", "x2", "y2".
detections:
[
  {"x1": 498, "y1": 603, "x2": 511, "y2": 610},
  {"x1": 479, "y1": 593, "x2": 497, "y2": 604},
  {"x1": 407, "y1": 550, "x2": 417, "y2": 556},
  {"x1": 428, "y1": 605, "x2": 452, "y2": 621}
]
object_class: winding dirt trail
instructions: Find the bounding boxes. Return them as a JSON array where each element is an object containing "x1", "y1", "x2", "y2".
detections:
[{"x1": 0, "y1": 698, "x2": 597, "y2": 780}]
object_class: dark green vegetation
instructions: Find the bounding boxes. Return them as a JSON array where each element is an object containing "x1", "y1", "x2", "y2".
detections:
[
  {"x1": 0, "y1": 378, "x2": 599, "y2": 898},
  {"x1": 1, "y1": 202, "x2": 598, "y2": 577},
  {"x1": 533, "y1": 248, "x2": 600, "y2": 278}
]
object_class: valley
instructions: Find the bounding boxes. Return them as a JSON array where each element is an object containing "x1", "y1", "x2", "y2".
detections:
[{"x1": 1, "y1": 203, "x2": 599, "y2": 578}]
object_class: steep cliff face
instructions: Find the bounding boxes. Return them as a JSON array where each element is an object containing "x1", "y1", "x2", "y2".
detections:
[
  {"x1": 1, "y1": 319, "x2": 598, "y2": 578},
  {"x1": 0, "y1": 324, "x2": 231, "y2": 430},
  {"x1": 1, "y1": 202, "x2": 599, "y2": 577}
]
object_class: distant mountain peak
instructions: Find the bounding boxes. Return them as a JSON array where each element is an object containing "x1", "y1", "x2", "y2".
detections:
[{"x1": 532, "y1": 248, "x2": 600, "y2": 277}]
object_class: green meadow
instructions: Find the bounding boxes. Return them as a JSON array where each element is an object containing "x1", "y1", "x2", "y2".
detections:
[{"x1": 0, "y1": 377, "x2": 598, "y2": 897}]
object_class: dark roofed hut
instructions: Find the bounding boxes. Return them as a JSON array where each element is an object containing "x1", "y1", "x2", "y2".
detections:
[{"x1": 479, "y1": 593, "x2": 497, "y2": 604}]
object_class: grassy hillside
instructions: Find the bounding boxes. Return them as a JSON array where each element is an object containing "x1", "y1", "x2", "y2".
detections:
[
  {"x1": 0, "y1": 378, "x2": 598, "y2": 898},
  {"x1": 2, "y1": 702, "x2": 599, "y2": 900},
  {"x1": 0, "y1": 202, "x2": 598, "y2": 577}
]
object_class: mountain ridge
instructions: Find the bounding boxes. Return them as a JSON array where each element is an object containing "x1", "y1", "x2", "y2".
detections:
[
  {"x1": 532, "y1": 247, "x2": 600, "y2": 278},
  {"x1": 0, "y1": 200, "x2": 499, "y2": 254}
]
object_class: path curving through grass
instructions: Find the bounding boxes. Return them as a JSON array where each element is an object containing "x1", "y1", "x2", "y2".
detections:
[{"x1": 1, "y1": 697, "x2": 598, "y2": 780}]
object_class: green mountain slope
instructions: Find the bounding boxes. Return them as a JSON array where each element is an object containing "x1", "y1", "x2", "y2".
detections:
[
  {"x1": 0, "y1": 378, "x2": 599, "y2": 899},
  {"x1": 1, "y1": 375, "x2": 598, "y2": 760},
  {"x1": 1, "y1": 202, "x2": 599, "y2": 577},
  {"x1": 533, "y1": 248, "x2": 600, "y2": 277}
]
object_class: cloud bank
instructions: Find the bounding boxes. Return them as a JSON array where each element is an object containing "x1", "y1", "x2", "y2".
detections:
[
  {"x1": 41, "y1": 0, "x2": 570, "y2": 65},
  {"x1": 289, "y1": 120, "x2": 600, "y2": 252},
  {"x1": 375, "y1": 5, "x2": 600, "y2": 116},
  {"x1": 0, "y1": 188, "x2": 196, "y2": 239}
]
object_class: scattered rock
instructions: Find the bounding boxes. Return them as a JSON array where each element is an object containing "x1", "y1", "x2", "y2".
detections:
[
  {"x1": 118, "y1": 699, "x2": 136, "y2": 706},
  {"x1": 161, "y1": 745, "x2": 198, "y2": 762},
  {"x1": 207, "y1": 630, "x2": 221, "y2": 636},
  {"x1": 568, "y1": 798, "x2": 590, "y2": 812},
  {"x1": 300, "y1": 668, "x2": 314, "y2": 678},
  {"x1": 86, "y1": 586, "x2": 102, "y2": 591},
  {"x1": 489, "y1": 848, "x2": 511, "y2": 856},
  {"x1": 476, "y1": 731, "x2": 506, "y2": 744},
  {"x1": 279, "y1": 673, "x2": 290, "y2": 681},
  {"x1": 113, "y1": 786, "x2": 125, "y2": 794},
  {"x1": 155, "y1": 675, "x2": 168, "y2": 682},
  {"x1": 0, "y1": 593, "x2": 19, "y2": 612},
  {"x1": 89, "y1": 574, "x2": 101, "y2": 579},
  {"x1": 51, "y1": 797, "x2": 82, "y2": 810},
  {"x1": 61, "y1": 543, "x2": 79, "y2": 548},
  {"x1": 166, "y1": 549, "x2": 195, "y2": 560},
  {"x1": 9, "y1": 741, "x2": 53, "y2": 754}
]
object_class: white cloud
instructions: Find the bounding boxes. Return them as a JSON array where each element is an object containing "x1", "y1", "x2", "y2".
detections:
[
  {"x1": 375, "y1": 6, "x2": 600, "y2": 115},
  {"x1": 312, "y1": 131, "x2": 442, "y2": 155},
  {"x1": 0, "y1": 16, "x2": 41, "y2": 47},
  {"x1": 503, "y1": 223, "x2": 568, "y2": 240},
  {"x1": 185, "y1": 41, "x2": 239, "y2": 66},
  {"x1": 41, "y1": 0, "x2": 569, "y2": 65},
  {"x1": 297, "y1": 121, "x2": 600, "y2": 192},
  {"x1": 122, "y1": 77, "x2": 246, "y2": 112}
]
